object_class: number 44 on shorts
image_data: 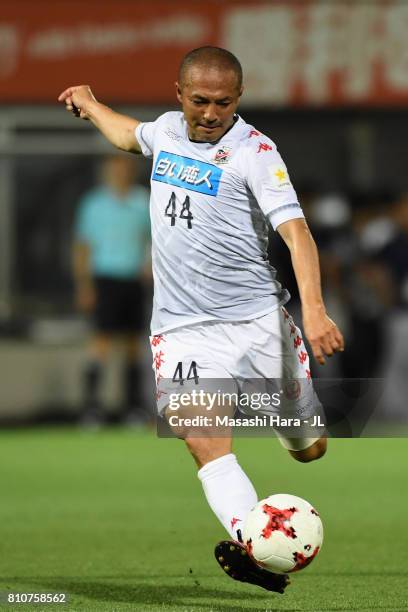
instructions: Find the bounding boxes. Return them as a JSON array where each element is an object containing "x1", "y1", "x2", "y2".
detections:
[{"x1": 172, "y1": 361, "x2": 199, "y2": 385}]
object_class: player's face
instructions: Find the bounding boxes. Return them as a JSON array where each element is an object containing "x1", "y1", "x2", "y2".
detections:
[{"x1": 176, "y1": 66, "x2": 243, "y2": 143}]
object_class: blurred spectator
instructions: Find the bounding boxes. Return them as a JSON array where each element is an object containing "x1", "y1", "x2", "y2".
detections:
[
  {"x1": 337, "y1": 194, "x2": 396, "y2": 378},
  {"x1": 375, "y1": 192, "x2": 408, "y2": 309},
  {"x1": 366, "y1": 192, "x2": 408, "y2": 417},
  {"x1": 73, "y1": 154, "x2": 151, "y2": 425}
]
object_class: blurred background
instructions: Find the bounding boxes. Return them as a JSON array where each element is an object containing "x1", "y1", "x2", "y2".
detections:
[{"x1": 0, "y1": 0, "x2": 407, "y2": 426}]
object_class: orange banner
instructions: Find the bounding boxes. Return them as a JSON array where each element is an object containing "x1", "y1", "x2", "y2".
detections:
[{"x1": 1, "y1": 1, "x2": 407, "y2": 106}]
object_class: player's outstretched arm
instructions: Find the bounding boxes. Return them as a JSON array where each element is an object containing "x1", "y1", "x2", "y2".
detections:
[
  {"x1": 277, "y1": 218, "x2": 344, "y2": 365},
  {"x1": 58, "y1": 85, "x2": 142, "y2": 154}
]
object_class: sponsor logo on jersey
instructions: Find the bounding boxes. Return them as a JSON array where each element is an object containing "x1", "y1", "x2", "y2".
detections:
[
  {"x1": 152, "y1": 151, "x2": 222, "y2": 196},
  {"x1": 267, "y1": 163, "x2": 291, "y2": 188},
  {"x1": 213, "y1": 146, "x2": 231, "y2": 164}
]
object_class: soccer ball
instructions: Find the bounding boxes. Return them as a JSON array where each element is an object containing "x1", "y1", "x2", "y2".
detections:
[{"x1": 243, "y1": 493, "x2": 323, "y2": 574}]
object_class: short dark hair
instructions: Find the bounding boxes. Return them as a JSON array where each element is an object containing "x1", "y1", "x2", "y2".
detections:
[{"x1": 178, "y1": 46, "x2": 243, "y2": 90}]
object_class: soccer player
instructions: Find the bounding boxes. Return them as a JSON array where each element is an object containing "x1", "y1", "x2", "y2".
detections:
[{"x1": 58, "y1": 46, "x2": 344, "y2": 593}]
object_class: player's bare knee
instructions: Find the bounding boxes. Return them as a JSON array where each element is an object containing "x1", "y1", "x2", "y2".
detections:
[{"x1": 289, "y1": 438, "x2": 327, "y2": 463}]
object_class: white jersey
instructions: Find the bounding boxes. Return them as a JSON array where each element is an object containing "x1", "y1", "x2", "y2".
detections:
[{"x1": 135, "y1": 112, "x2": 304, "y2": 334}]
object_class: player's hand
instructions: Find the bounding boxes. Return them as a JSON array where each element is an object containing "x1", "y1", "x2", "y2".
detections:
[
  {"x1": 302, "y1": 308, "x2": 344, "y2": 365},
  {"x1": 57, "y1": 85, "x2": 97, "y2": 120}
]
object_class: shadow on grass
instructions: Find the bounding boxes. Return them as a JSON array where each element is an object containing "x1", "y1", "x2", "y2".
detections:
[
  {"x1": 0, "y1": 577, "x2": 299, "y2": 611},
  {"x1": 3, "y1": 575, "x2": 403, "y2": 611}
]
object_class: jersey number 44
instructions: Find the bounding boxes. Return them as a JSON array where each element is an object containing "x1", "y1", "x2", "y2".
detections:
[{"x1": 165, "y1": 192, "x2": 193, "y2": 229}]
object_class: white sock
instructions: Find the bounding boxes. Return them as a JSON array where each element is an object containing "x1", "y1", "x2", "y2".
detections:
[{"x1": 197, "y1": 453, "x2": 257, "y2": 540}]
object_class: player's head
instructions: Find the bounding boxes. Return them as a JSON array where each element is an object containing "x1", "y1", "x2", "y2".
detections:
[{"x1": 176, "y1": 46, "x2": 243, "y2": 143}]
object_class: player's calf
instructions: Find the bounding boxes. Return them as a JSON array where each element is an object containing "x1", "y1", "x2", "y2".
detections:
[
  {"x1": 185, "y1": 436, "x2": 232, "y2": 468},
  {"x1": 165, "y1": 400, "x2": 234, "y2": 467}
]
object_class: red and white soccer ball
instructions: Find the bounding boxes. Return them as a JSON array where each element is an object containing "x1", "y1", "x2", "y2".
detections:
[{"x1": 243, "y1": 493, "x2": 323, "y2": 574}]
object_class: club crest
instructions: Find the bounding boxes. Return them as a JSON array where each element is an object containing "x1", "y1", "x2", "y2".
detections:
[{"x1": 213, "y1": 146, "x2": 231, "y2": 164}]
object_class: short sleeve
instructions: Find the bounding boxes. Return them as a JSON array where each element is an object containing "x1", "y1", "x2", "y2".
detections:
[
  {"x1": 244, "y1": 137, "x2": 305, "y2": 231},
  {"x1": 135, "y1": 121, "x2": 158, "y2": 159}
]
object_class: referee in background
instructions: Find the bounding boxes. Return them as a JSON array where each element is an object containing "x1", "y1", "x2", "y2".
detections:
[{"x1": 73, "y1": 153, "x2": 151, "y2": 425}]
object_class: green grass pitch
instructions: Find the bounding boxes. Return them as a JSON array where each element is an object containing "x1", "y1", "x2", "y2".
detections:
[{"x1": 0, "y1": 429, "x2": 407, "y2": 611}]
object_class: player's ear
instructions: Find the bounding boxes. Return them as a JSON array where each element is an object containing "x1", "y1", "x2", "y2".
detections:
[{"x1": 175, "y1": 82, "x2": 183, "y2": 104}]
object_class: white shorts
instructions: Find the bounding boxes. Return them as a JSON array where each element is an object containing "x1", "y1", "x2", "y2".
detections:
[{"x1": 150, "y1": 306, "x2": 323, "y2": 450}]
